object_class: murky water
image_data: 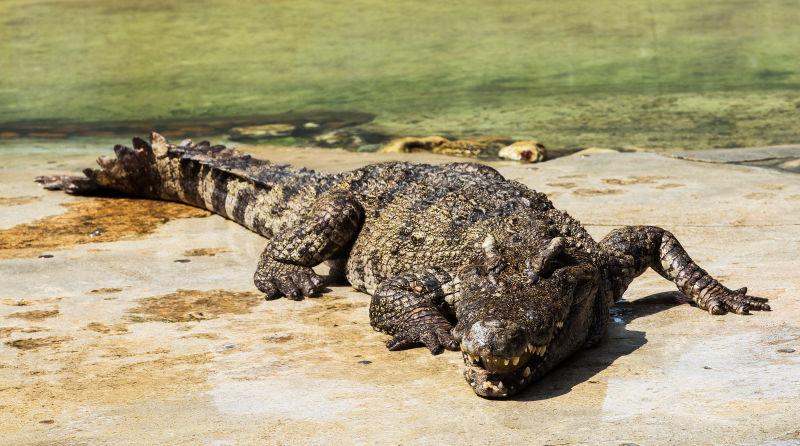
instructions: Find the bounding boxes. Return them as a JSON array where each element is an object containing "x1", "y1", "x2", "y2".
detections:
[{"x1": 1, "y1": 0, "x2": 799, "y2": 150}]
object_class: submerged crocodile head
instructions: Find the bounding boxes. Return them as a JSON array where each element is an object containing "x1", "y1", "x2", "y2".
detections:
[{"x1": 451, "y1": 233, "x2": 599, "y2": 398}]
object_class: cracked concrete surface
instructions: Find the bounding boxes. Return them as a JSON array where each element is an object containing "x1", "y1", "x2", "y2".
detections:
[{"x1": 1, "y1": 145, "x2": 799, "y2": 445}]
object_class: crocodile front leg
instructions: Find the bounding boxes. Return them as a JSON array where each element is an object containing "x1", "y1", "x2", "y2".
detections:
[
  {"x1": 600, "y1": 225, "x2": 770, "y2": 315},
  {"x1": 369, "y1": 268, "x2": 459, "y2": 355},
  {"x1": 254, "y1": 191, "x2": 362, "y2": 300}
]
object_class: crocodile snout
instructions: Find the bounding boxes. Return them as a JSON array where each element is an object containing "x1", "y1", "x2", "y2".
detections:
[{"x1": 460, "y1": 319, "x2": 529, "y2": 359}]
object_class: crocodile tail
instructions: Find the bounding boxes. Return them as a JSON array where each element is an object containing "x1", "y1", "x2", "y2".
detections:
[{"x1": 84, "y1": 132, "x2": 327, "y2": 237}]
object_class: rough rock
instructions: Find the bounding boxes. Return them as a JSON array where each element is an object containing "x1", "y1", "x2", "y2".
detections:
[
  {"x1": 497, "y1": 140, "x2": 547, "y2": 162},
  {"x1": 381, "y1": 136, "x2": 513, "y2": 158},
  {"x1": 311, "y1": 128, "x2": 389, "y2": 149},
  {"x1": 380, "y1": 135, "x2": 450, "y2": 153},
  {"x1": 228, "y1": 123, "x2": 296, "y2": 141}
]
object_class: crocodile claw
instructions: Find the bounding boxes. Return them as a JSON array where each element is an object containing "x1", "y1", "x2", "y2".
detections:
[
  {"x1": 703, "y1": 286, "x2": 770, "y2": 315},
  {"x1": 254, "y1": 263, "x2": 326, "y2": 301},
  {"x1": 386, "y1": 317, "x2": 458, "y2": 355}
]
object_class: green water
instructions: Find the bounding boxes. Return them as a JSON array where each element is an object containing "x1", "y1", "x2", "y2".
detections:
[{"x1": 2, "y1": 0, "x2": 799, "y2": 150}]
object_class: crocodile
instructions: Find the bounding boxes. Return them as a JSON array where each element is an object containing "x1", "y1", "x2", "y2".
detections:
[{"x1": 36, "y1": 133, "x2": 770, "y2": 398}]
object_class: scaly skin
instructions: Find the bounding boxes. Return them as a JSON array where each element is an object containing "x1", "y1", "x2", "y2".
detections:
[{"x1": 37, "y1": 133, "x2": 770, "y2": 398}]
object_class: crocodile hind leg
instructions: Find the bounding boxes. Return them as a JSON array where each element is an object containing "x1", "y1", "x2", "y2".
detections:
[
  {"x1": 254, "y1": 191, "x2": 362, "y2": 300},
  {"x1": 600, "y1": 226, "x2": 770, "y2": 315},
  {"x1": 369, "y1": 268, "x2": 458, "y2": 355}
]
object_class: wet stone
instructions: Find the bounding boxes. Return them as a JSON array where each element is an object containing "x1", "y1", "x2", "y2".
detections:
[
  {"x1": 0, "y1": 198, "x2": 209, "y2": 259},
  {"x1": 312, "y1": 128, "x2": 390, "y2": 149},
  {"x1": 498, "y1": 140, "x2": 547, "y2": 163},
  {"x1": 127, "y1": 289, "x2": 262, "y2": 323},
  {"x1": 8, "y1": 309, "x2": 59, "y2": 320},
  {"x1": 228, "y1": 123, "x2": 296, "y2": 141}
]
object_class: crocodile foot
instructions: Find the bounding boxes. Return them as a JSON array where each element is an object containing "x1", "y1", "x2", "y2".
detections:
[
  {"x1": 385, "y1": 311, "x2": 458, "y2": 355},
  {"x1": 254, "y1": 262, "x2": 326, "y2": 301},
  {"x1": 696, "y1": 286, "x2": 771, "y2": 315}
]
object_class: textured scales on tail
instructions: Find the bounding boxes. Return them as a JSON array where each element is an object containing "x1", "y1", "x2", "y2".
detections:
[
  {"x1": 37, "y1": 132, "x2": 328, "y2": 237},
  {"x1": 37, "y1": 133, "x2": 770, "y2": 398}
]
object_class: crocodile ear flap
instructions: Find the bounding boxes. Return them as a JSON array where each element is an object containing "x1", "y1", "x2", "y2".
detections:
[{"x1": 525, "y1": 237, "x2": 565, "y2": 284}]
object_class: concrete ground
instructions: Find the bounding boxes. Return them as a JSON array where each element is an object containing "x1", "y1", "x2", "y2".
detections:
[{"x1": 1, "y1": 144, "x2": 798, "y2": 445}]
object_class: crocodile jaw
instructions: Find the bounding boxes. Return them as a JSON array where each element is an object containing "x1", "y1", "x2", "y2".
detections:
[
  {"x1": 462, "y1": 349, "x2": 547, "y2": 398},
  {"x1": 461, "y1": 320, "x2": 566, "y2": 398}
]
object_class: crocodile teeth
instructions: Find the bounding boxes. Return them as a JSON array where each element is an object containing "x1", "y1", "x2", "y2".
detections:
[
  {"x1": 556, "y1": 321, "x2": 564, "y2": 328},
  {"x1": 503, "y1": 359, "x2": 510, "y2": 366},
  {"x1": 497, "y1": 381, "x2": 504, "y2": 389},
  {"x1": 512, "y1": 356, "x2": 520, "y2": 366},
  {"x1": 523, "y1": 366, "x2": 531, "y2": 377},
  {"x1": 540, "y1": 345, "x2": 547, "y2": 355},
  {"x1": 527, "y1": 343, "x2": 534, "y2": 353}
]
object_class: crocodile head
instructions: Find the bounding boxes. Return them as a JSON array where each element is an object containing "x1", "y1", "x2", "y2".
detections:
[{"x1": 451, "y1": 233, "x2": 599, "y2": 398}]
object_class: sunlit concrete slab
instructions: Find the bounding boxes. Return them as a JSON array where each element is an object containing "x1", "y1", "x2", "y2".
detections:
[{"x1": 1, "y1": 145, "x2": 798, "y2": 445}]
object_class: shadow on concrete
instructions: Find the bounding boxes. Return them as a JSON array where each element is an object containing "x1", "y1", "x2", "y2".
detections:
[{"x1": 515, "y1": 291, "x2": 686, "y2": 401}]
